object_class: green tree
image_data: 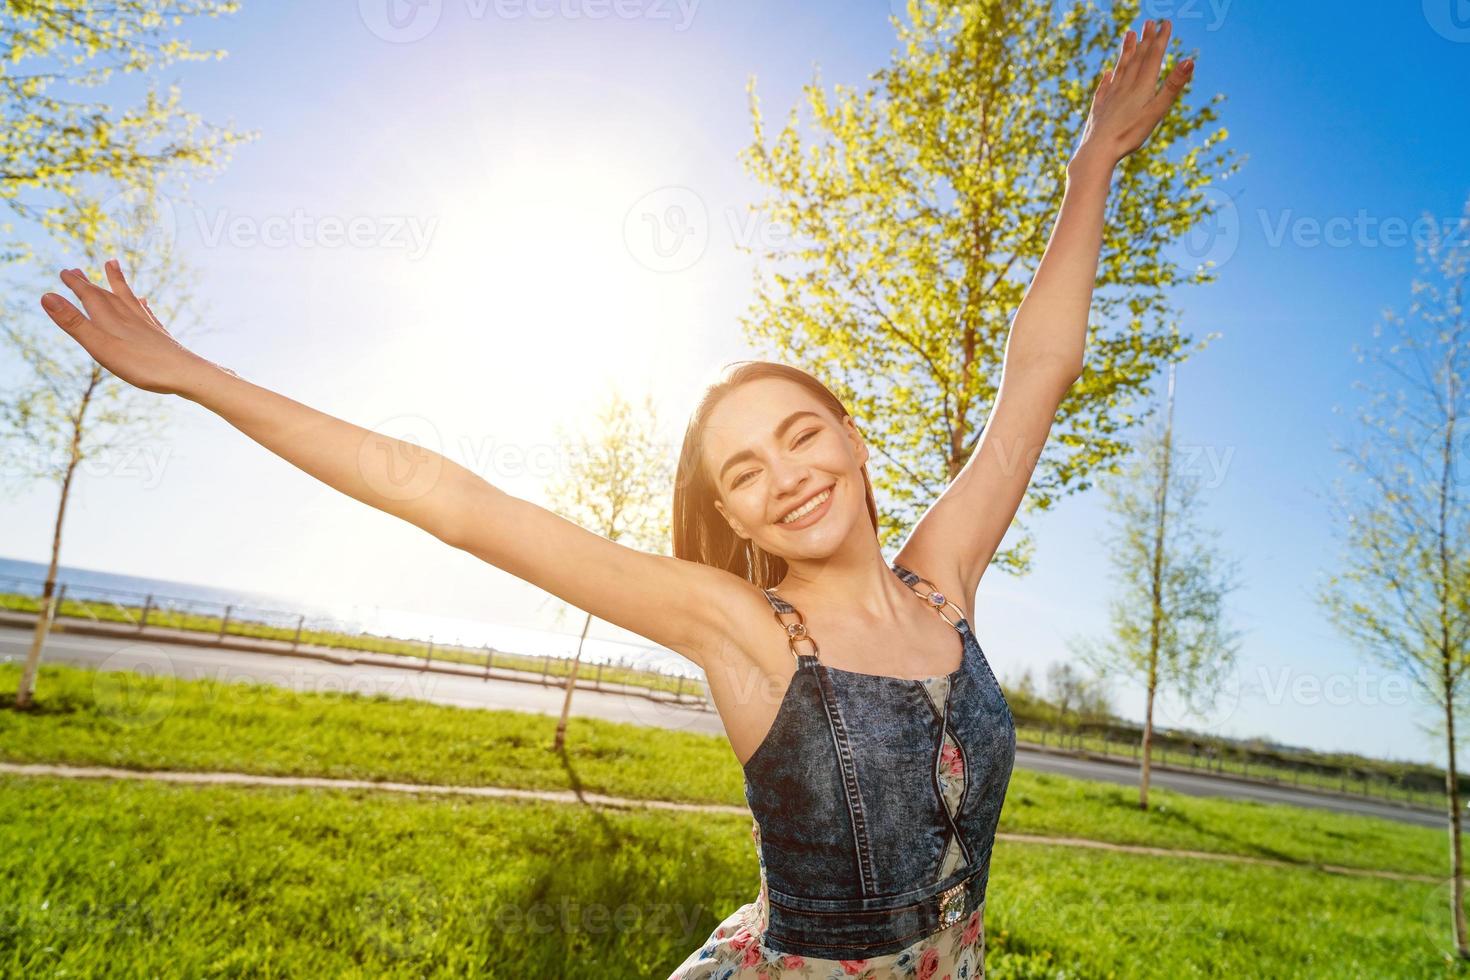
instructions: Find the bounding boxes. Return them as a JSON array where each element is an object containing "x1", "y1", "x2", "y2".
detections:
[
  {"x1": 1, "y1": 184, "x2": 210, "y2": 708},
  {"x1": 1068, "y1": 362, "x2": 1243, "y2": 809},
  {"x1": 1315, "y1": 196, "x2": 1470, "y2": 959},
  {"x1": 1045, "y1": 658, "x2": 1112, "y2": 728},
  {"x1": 738, "y1": 0, "x2": 1237, "y2": 570},
  {"x1": 0, "y1": 0, "x2": 254, "y2": 260},
  {"x1": 542, "y1": 390, "x2": 675, "y2": 752}
]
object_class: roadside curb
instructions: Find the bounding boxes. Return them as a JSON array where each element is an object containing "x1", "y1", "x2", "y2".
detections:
[
  {"x1": 0, "y1": 613, "x2": 710, "y2": 711},
  {"x1": 1016, "y1": 739, "x2": 1441, "y2": 816}
]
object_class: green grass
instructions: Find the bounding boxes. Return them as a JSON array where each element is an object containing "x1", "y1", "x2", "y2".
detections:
[
  {"x1": 0, "y1": 661, "x2": 1458, "y2": 883},
  {"x1": 2, "y1": 775, "x2": 1466, "y2": 978},
  {"x1": 0, "y1": 661, "x2": 742, "y2": 807}
]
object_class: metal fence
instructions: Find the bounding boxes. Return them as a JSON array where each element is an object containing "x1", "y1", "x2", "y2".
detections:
[
  {"x1": 1020, "y1": 723, "x2": 1443, "y2": 812},
  {"x1": 0, "y1": 572, "x2": 711, "y2": 707}
]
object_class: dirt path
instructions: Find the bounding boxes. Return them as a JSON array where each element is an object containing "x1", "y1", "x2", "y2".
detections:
[{"x1": 0, "y1": 761, "x2": 1438, "y2": 884}]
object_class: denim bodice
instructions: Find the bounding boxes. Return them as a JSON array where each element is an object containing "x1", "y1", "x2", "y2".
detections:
[{"x1": 740, "y1": 560, "x2": 1016, "y2": 959}]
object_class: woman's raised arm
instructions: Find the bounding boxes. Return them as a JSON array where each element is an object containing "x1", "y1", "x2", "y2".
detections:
[{"x1": 39, "y1": 262, "x2": 749, "y2": 669}]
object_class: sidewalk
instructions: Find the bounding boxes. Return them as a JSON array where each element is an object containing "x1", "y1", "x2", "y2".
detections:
[
  {"x1": 0, "y1": 760, "x2": 1438, "y2": 885},
  {"x1": 0, "y1": 609, "x2": 710, "y2": 710}
]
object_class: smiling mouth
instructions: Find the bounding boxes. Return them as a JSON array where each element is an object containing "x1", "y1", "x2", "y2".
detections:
[{"x1": 777, "y1": 486, "x2": 833, "y2": 525}]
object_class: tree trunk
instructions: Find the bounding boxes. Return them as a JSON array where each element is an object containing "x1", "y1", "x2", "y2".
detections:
[
  {"x1": 1140, "y1": 678, "x2": 1156, "y2": 810},
  {"x1": 1444, "y1": 679, "x2": 1469, "y2": 957},
  {"x1": 553, "y1": 610, "x2": 594, "y2": 752},
  {"x1": 14, "y1": 452, "x2": 80, "y2": 709}
]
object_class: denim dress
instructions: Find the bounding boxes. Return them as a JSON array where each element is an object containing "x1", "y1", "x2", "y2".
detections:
[{"x1": 668, "y1": 561, "x2": 1016, "y2": 979}]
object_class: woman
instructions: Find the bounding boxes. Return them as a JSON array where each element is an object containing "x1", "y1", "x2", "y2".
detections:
[{"x1": 38, "y1": 19, "x2": 1191, "y2": 977}]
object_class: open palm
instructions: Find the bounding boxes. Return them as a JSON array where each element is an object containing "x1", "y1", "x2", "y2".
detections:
[
  {"x1": 40, "y1": 261, "x2": 208, "y2": 396},
  {"x1": 1076, "y1": 18, "x2": 1194, "y2": 168}
]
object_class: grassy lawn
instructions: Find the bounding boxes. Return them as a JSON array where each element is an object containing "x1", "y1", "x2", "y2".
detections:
[
  {"x1": 1, "y1": 661, "x2": 1455, "y2": 882},
  {"x1": 2, "y1": 775, "x2": 1466, "y2": 978}
]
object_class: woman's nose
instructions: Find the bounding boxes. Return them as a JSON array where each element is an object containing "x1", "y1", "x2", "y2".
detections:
[{"x1": 771, "y1": 463, "x2": 808, "y2": 495}]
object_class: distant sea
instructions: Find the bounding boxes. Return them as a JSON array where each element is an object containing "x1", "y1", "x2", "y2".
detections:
[{"x1": 0, "y1": 555, "x2": 698, "y2": 678}]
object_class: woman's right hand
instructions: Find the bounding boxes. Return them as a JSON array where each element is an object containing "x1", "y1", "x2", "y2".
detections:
[{"x1": 40, "y1": 260, "x2": 218, "y2": 396}]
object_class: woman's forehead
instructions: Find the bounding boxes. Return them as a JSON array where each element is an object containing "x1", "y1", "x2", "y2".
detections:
[{"x1": 703, "y1": 380, "x2": 821, "y2": 448}]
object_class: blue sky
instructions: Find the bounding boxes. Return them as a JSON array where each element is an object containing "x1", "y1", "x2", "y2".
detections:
[{"x1": 2, "y1": 1, "x2": 1468, "y2": 766}]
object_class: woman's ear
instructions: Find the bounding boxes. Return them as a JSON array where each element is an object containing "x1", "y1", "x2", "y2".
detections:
[{"x1": 714, "y1": 499, "x2": 749, "y2": 541}]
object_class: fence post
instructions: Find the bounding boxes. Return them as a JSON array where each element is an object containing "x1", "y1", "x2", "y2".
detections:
[
  {"x1": 423, "y1": 636, "x2": 434, "y2": 671},
  {"x1": 594, "y1": 662, "x2": 603, "y2": 691},
  {"x1": 675, "y1": 676, "x2": 685, "y2": 700},
  {"x1": 484, "y1": 646, "x2": 493, "y2": 681},
  {"x1": 218, "y1": 604, "x2": 232, "y2": 642},
  {"x1": 542, "y1": 655, "x2": 552, "y2": 681},
  {"x1": 291, "y1": 614, "x2": 305, "y2": 651},
  {"x1": 138, "y1": 594, "x2": 153, "y2": 631}
]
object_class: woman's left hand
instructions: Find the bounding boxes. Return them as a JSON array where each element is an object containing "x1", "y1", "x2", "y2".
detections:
[{"x1": 1072, "y1": 18, "x2": 1193, "y2": 175}]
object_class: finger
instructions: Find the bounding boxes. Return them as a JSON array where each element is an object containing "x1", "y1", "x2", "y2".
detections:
[
  {"x1": 59, "y1": 268, "x2": 121, "y2": 326},
  {"x1": 1116, "y1": 28, "x2": 1138, "y2": 78},
  {"x1": 1144, "y1": 19, "x2": 1172, "y2": 82},
  {"x1": 1146, "y1": 57, "x2": 1193, "y2": 120},
  {"x1": 40, "y1": 292, "x2": 105, "y2": 349},
  {"x1": 103, "y1": 257, "x2": 142, "y2": 307},
  {"x1": 1123, "y1": 22, "x2": 1146, "y2": 81}
]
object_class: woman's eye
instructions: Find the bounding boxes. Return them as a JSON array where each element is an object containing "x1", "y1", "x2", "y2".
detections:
[{"x1": 795, "y1": 429, "x2": 817, "y2": 446}]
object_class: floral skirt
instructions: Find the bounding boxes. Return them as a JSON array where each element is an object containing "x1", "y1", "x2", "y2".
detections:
[
  {"x1": 667, "y1": 822, "x2": 986, "y2": 980},
  {"x1": 667, "y1": 898, "x2": 984, "y2": 980}
]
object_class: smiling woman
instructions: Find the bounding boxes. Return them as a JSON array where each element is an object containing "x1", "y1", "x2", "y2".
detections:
[{"x1": 36, "y1": 15, "x2": 1189, "y2": 977}]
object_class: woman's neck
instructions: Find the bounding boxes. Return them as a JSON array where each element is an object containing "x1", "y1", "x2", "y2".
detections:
[{"x1": 773, "y1": 543, "x2": 912, "y2": 621}]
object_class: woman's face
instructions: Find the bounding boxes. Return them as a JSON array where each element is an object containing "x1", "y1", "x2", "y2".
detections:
[{"x1": 702, "y1": 377, "x2": 870, "y2": 562}]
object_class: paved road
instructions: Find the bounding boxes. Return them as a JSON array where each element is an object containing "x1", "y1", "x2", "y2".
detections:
[{"x1": 2, "y1": 625, "x2": 1444, "y2": 828}]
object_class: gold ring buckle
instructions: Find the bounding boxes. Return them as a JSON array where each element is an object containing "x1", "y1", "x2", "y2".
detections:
[
  {"x1": 771, "y1": 605, "x2": 820, "y2": 663},
  {"x1": 905, "y1": 575, "x2": 966, "y2": 629}
]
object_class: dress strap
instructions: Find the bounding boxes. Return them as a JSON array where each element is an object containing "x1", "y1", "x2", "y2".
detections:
[
  {"x1": 889, "y1": 561, "x2": 968, "y2": 632},
  {"x1": 761, "y1": 586, "x2": 820, "y2": 667}
]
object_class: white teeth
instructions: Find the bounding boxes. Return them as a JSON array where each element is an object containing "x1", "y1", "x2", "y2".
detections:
[{"x1": 779, "y1": 488, "x2": 831, "y2": 524}]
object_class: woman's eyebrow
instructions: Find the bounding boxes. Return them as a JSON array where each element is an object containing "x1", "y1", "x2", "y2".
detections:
[{"x1": 718, "y1": 410, "x2": 823, "y2": 482}]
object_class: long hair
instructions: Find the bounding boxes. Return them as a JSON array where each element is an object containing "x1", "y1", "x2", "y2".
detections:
[{"x1": 673, "y1": 360, "x2": 880, "y2": 589}]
